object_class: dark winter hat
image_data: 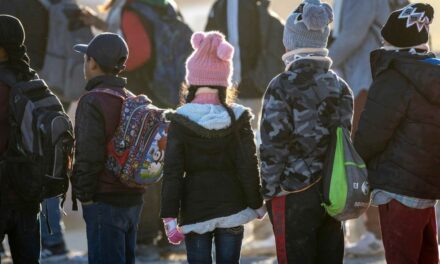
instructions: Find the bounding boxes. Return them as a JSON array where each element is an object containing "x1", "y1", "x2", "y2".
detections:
[
  {"x1": 74, "y1": 33, "x2": 128, "y2": 72},
  {"x1": 381, "y1": 3, "x2": 434, "y2": 48},
  {"x1": 0, "y1": 15, "x2": 35, "y2": 81},
  {"x1": 283, "y1": 0, "x2": 333, "y2": 51},
  {"x1": 0, "y1": 15, "x2": 25, "y2": 47}
]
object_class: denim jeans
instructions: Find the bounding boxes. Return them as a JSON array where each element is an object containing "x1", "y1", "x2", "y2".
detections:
[
  {"x1": 82, "y1": 202, "x2": 143, "y2": 264},
  {"x1": 40, "y1": 197, "x2": 65, "y2": 248},
  {"x1": 185, "y1": 226, "x2": 244, "y2": 264},
  {"x1": 0, "y1": 209, "x2": 40, "y2": 264}
]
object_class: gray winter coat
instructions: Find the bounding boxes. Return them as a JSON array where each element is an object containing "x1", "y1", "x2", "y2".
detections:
[
  {"x1": 260, "y1": 58, "x2": 353, "y2": 199},
  {"x1": 329, "y1": 0, "x2": 390, "y2": 96}
]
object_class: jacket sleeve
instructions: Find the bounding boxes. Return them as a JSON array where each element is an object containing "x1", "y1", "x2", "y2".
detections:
[
  {"x1": 160, "y1": 122, "x2": 185, "y2": 219},
  {"x1": 71, "y1": 96, "x2": 106, "y2": 203},
  {"x1": 329, "y1": 1, "x2": 376, "y2": 68},
  {"x1": 259, "y1": 78, "x2": 293, "y2": 199},
  {"x1": 236, "y1": 113, "x2": 264, "y2": 209},
  {"x1": 354, "y1": 71, "x2": 410, "y2": 163}
]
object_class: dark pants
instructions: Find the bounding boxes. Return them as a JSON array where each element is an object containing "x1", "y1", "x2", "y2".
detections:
[
  {"x1": 185, "y1": 226, "x2": 244, "y2": 264},
  {"x1": 379, "y1": 200, "x2": 438, "y2": 264},
  {"x1": 82, "y1": 202, "x2": 143, "y2": 264},
  {"x1": 267, "y1": 185, "x2": 344, "y2": 264},
  {"x1": 0, "y1": 208, "x2": 40, "y2": 264}
]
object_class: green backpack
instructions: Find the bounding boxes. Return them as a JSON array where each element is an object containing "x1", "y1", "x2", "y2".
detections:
[{"x1": 322, "y1": 126, "x2": 370, "y2": 221}]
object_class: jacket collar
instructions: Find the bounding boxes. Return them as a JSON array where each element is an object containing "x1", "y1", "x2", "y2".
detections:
[{"x1": 85, "y1": 75, "x2": 127, "y2": 91}]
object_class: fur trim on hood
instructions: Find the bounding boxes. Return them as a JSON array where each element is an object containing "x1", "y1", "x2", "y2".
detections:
[{"x1": 165, "y1": 103, "x2": 253, "y2": 138}]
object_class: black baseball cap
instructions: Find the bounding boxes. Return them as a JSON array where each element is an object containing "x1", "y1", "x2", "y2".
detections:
[{"x1": 73, "y1": 33, "x2": 129, "y2": 71}]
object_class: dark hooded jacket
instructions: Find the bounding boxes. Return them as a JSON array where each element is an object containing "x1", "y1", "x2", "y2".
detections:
[
  {"x1": 160, "y1": 104, "x2": 263, "y2": 226},
  {"x1": 354, "y1": 49, "x2": 440, "y2": 199}
]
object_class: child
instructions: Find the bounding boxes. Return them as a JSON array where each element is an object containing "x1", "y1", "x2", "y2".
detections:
[
  {"x1": 160, "y1": 31, "x2": 265, "y2": 263},
  {"x1": 0, "y1": 15, "x2": 41, "y2": 264},
  {"x1": 354, "y1": 3, "x2": 440, "y2": 263},
  {"x1": 72, "y1": 33, "x2": 145, "y2": 264},
  {"x1": 260, "y1": 0, "x2": 354, "y2": 263}
]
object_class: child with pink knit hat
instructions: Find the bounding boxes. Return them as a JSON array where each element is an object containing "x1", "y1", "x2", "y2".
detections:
[{"x1": 160, "y1": 31, "x2": 265, "y2": 263}]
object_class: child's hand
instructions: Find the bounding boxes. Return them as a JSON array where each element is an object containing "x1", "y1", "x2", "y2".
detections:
[{"x1": 163, "y1": 218, "x2": 184, "y2": 245}]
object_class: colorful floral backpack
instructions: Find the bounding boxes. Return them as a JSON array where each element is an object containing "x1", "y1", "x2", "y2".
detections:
[{"x1": 90, "y1": 88, "x2": 169, "y2": 188}]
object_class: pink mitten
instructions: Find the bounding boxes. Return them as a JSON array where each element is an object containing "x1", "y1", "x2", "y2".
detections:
[{"x1": 163, "y1": 218, "x2": 184, "y2": 245}]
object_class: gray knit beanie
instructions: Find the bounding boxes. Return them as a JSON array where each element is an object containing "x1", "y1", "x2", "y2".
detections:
[{"x1": 283, "y1": 0, "x2": 333, "y2": 51}]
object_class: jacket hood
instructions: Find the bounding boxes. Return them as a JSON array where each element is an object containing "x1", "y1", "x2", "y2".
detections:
[
  {"x1": 371, "y1": 49, "x2": 440, "y2": 105},
  {"x1": 166, "y1": 103, "x2": 253, "y2": 138}
]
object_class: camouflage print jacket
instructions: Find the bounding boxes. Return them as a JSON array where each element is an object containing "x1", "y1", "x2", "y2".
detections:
[{"x1": 260, "y1": 58, "x2": 353, "y2": 199}]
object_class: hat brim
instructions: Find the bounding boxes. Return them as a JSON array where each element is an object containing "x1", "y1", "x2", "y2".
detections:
[{"x1": 73, "y1": 44, "x2": 88, "y2": 54}]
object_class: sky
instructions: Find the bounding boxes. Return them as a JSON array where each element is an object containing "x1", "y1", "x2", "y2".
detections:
[{"x1": 80, "y1": 0, "x2": 440, "y2": 52}]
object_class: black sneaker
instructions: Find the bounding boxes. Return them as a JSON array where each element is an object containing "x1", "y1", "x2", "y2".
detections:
[{"x1": 41, "y1": 242, "x2": 68, "y2": 262}]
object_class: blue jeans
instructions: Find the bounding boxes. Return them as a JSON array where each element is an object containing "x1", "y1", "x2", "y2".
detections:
[
  {"x1": 0, "y1": 209, "x2": 40, "y2": 264},
  {"x1": 185, "y1": 226, "x2": 244, "y2": 264},
  {"x1": 41, "y1": 197, "x2": 65, "y2": 248},
  {"x1": 82, "y1": 202, "x2": 143, "y2": 264}
]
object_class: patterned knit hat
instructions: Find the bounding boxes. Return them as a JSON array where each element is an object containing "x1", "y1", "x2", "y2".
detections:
[
  {"x1": 382, "y1": 3, "x2": 434, "y2": 48},
  {"x1": 283, "y1": 0, "x2": 333, "y2": 51},
  {"x1": 185, "y1": 31, "x2": 234, "y2": 87}
]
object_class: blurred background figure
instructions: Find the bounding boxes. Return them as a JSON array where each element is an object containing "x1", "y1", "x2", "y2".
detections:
[
  {"x1": 205, "y1": 0, "x2": 284, "y2": 130},
  {"x1": 79, "y1": 0, "x2": 193, "y2": 261},
  {"x1": 79, "y1": 0, "x2": 192, "y2": 108},
  {"x1": 204, "y1": 0, "x2": 284, "y2": 255},
  {"x1": 39, "y1": 0, "x2": 93, "y2": 111}
]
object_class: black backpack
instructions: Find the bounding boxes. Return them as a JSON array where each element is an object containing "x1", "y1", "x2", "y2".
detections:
[{"x1": 0, "y1": 69, "x2": 74, "y2": 202}]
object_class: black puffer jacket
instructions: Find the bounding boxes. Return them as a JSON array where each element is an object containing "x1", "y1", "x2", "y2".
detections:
[
  {"x1": 160, "y1": 105, "x2": 263, "y2": 225},
  {"x1": 354, "y1": 49, "x2": 440, "y2": 199}
]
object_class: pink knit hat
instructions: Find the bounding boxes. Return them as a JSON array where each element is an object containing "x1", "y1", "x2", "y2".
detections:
[{"x1": 185, "y1": 31, "x2": 234, "y2": 87}]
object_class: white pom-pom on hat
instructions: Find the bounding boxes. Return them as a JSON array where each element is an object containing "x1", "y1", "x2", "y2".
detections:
[
  {"x1": 217, "y1": 41, "x2": 234, "y2": 61},
  {"x1": 191, "y1": 32, "x2": 205, "y2": 50}
]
